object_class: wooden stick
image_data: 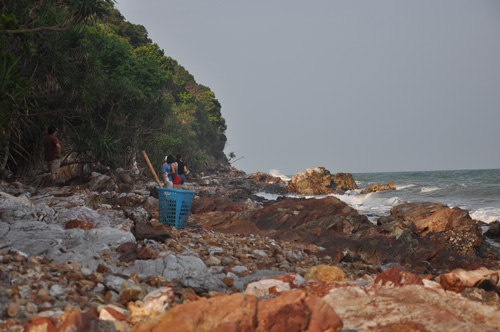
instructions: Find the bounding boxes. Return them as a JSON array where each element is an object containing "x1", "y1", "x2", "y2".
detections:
[{"x1": 142, "y1": 150, "x2": 163, "y2": 188}]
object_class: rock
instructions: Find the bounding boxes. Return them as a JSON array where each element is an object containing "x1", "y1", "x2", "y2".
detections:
[
  {"x1": 485, "y1": 220, "x2": 500, "y2": 238},
  {"x1": 119, "y1": 280, "x2": 146, "y2": 304},
  {"x1": 133, "y1": 290, "x2": 342, "y2": 332},
  {"x1": 245, "y1": 278, "x2": 293, "y2": 297},
  {"x1": 248, "y1": 172, "x2": 284, "y2": 184},
  {"x1": 460, "y1": 287, "x2": 500, "y2": 306},
  {"x1": 65, "y1": 219, "x2": 95, "y2": 230},
  {"x1": 374, "y1": 267, "x2": 423, "y2": 286},
  {"x1": 58, "y1": 310, "x2": 103, "y2": 332},
  {"x1": 287, "y1": 167, "x2": 358, "y2": 195},
  {"x1": 361, "y1": 181, "x2": 396, "y2": 194},
  {"x1": 129, "y1": 287, "x2": 175, "y2": 318},
  {"x1": 190, "y1": 197, "x2": 217, "y2": 214},
  {"x1": 99, "y1": 306, "x2": 129, "y2": 321},
  {"x1": 439, "y1": 267, "x2": 499, "y2": 293},
  {"x1": 249, "y1": 196, "x2": 372, "y2": 243},
  {"x1": 24, "y1": 317, "x2": 58, "y2": 332},
  {"x1": 322, "y1": 283, "x2": 500, "y2": 331},
  {"x1": 161, "y1": 255, "x2": 227, "y2": 293},
  {"x1": 3, "y1": 170, "x2": 500, "y2": 331},
  {"x1": 205, "y1": 255, "x2": 221, "y2": 266},
  {"x1": 86, "y1": 172, "x2": 117, "y2": 192},
  {"x1": 245, "y1": 273, "x2": 306, "y2": 297},
  {"x1": 102, "y1": 275, "x2": 127, "y2": 292},
  {"x1": 305, "y1": 265, "x2": 347, "y2": 282},
  {"x1": 380, "y1": 202, "x2": 484, "y2": 256},
  {"x1": 257, "y1": 290, "x2": 343, "y2": 332},
  {"x1": 132, "y1": 220, "x2": 172, "y2": 242},
  {"x1": 134, "y1": 292, "x2": 258, "y2": 332}
]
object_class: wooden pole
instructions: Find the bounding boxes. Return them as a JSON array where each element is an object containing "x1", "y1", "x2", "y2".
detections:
[{"x1": 142, "y1": 150, "x2": 163, "y2": 188}]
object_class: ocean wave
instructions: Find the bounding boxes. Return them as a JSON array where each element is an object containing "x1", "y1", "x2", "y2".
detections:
[
  {"x1": 269, "y1": 169, "x2": 291, "y2": 181},
  {"x1": 396, "y1": 184, "x2": 416, "y2": 190},
  {"x1": 470, "y1": 208, "x2": 500, "y2": 224},
  {"x1": 421, "y1": 186, "x2": 441, "y2": 193},
  {"x1": 334, "y1": 192, "x2": 401, "y2": 216}
]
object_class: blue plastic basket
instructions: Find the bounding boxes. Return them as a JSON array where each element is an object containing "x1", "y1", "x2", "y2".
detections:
[{"x1": 158, "y1": 188, "x2": 195, "y2": 229}]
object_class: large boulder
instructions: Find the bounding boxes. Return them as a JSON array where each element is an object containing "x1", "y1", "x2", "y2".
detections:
[
  {"x1": 133, "y1": 290, "x2": 343, "y2": 332},
  {"x1": 378, "y1": 202, "x2": 484, "y2": 256},
  {"x1": 248, "y1": 196, "x2": 372, "y2": 243},
  {"x1": 287, "y1": 167, "x2": 358, "y2": 195}
]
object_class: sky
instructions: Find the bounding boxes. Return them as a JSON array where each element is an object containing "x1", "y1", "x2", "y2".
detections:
[{"x1": 115, "y1": 0, "x2": 500, "y2": 175}]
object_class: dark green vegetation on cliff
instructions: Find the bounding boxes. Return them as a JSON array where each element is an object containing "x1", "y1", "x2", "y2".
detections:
[{"x1": 0, "y1": 0, "x2": 227, "y2": 176}]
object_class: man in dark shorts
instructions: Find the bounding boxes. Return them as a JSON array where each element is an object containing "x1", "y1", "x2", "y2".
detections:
[{"x1": 43, "y1": 126, "x2": 61, "y2": 181}]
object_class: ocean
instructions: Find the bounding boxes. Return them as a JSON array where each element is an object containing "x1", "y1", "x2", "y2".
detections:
[{"x1": 260, "y1": 168, "x2": 500, "y2": 224}]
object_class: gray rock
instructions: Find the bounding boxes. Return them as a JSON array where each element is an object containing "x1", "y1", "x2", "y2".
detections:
[
  {"x1": 87, "y1": 172, "x2": 117, "y2": 192},
  {"x1": 205, "y1": 255, "x2": 221, "y2": 266},
  {"x1": 122, "y1": 258, "x2": 166, "y2": 278},
  {"x1": 231, "y1": 265, "x2": 248, "y2": 274},
  {"x1": 208, "y1": 247, "x2": 224, "y2": 255},
  {"x1": 0, "y1": 221, "x2": 84, "y2": 257},
  {"x1": 49, "y1": 284, "x2": 66, "y2": 298},
  {"x1": 162, "y1": 255, "x2": 226, "y2": 293},
  {"x1": 102, "y1": 275, "x2": 127, "y2": 292},
  {"x1": 252, "y1": 249, "x2": 268, "y2": 257}
]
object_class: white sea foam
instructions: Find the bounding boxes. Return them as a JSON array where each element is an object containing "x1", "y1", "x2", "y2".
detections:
[
  {"x1": 269, "y1": 169, "x2": 291, "y2": 181},
  {"x1": 470, "y1": 208, "x2": 500, "y2": 224},
  {"x1": 333, "y1": 192, "x2": 401, "y2": 216},
  {"x1": 396, "y1": 184, "x2": 416, "y2": 190},
  {"x1": 421, "y1": 186, "x2": 441, "y2": 193}
]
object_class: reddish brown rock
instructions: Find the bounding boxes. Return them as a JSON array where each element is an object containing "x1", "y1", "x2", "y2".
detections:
[
  {"x1": 379, "y1": 202, "x2": 484, "y2": 256},
  {"x1": 257, "y1": 290, "x2": 342, "y2": 332},
  {"x1": 58, "y1": 311, "x2": 101, "y2": 332},
  {"x1": 100, "y1": 306, "x2": 129, "y2": 321},
  {"x1": 132, "y1": 292, "x2": 258, "y2": 332},
  {"x1": 190, "y1": 211, "x2": 263, "y2": 236},
  {"x1": 24, "y1": 317, "x2": 58, "y2": 332},
  {"x1": 439, "y1": 267, "x2": 499, "y2": 293},
  {"x1": 287, "y1": 167, "x2": 358, "y2": 195},
  {"x1": 249, "y1": 196, "x2": 372, "y2": 243},
  {"x1": 360, "y1": 181, "x2": 396, "y2": 194},
  {"x1": 219, "y1": 202, "x2": 248, "y2": 213},
  {"x1": 65, "y1": 219, "x2": 95, "y2": 230},
  {"x1": 190, "y1": 197, "x2": 217, "y2": 214},
  {"x1": 248, "y1": 172, "x2": 283, "y2": 184},
  {"x1": 132, "y1": 220, "x2": 173, "y2": 242},
  {"x1": 305, "y1": 265, "x2": 347, "y2": 282},
  {"x1": 374, "y1": 268, "x2": 423, "y2": 287},
  {"x1": 132, "y1": 291, "x2": 342, "y2": 332}
]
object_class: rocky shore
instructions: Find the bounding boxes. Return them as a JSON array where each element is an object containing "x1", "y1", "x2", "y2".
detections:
[{"x1": 1, "y1": 166, "x2": 500, "y2": 331}]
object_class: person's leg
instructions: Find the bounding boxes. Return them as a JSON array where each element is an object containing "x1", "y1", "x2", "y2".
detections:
[
  {"x1": 50, "y1": 159, "x2": 60, "y2": 180},
  {"x1": 180, "y1": 174, "x2": 185, "y2": 184}
]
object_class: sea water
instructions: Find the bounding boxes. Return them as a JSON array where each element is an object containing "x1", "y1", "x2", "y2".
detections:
[{"x1": 261, "y1": 168, "x2": 500, "y2": 224}]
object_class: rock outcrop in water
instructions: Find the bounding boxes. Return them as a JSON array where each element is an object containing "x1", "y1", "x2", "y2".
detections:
[
  {"x1": 360, "y1": 181, "x2": 396, "y2": 194},
  {"x1": 1, "y1": 167, "x2": 500, "y2": 331},
  {"x1": 287, "y1": 167, "x2": 358, "y2": 195}
]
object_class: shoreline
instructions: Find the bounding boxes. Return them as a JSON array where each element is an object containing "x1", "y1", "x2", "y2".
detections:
[{"x1": 1, "y1": 167, "x2": 500, "y2": 331}]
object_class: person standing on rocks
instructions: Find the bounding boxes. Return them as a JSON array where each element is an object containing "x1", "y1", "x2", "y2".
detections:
[
  {"x1": 169, "y1": 155, "x2": 181, "y2": 187},
  {"x1": 43, "y1": 125, "x2": 61, "y2": 181},
  {"x1": 176, "y1": 154, "x2": 189, "y2": 185},
  {"x1": 162, "y1": 155, "x2": 174, "y2": 188}
]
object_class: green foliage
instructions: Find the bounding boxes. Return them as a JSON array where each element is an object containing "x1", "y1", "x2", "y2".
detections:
[{"x1": 0, "y1": 0, "x2": 228, "y2": 176}]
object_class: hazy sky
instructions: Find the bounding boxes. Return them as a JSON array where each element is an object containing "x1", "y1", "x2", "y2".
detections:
[{"x1": 115, "y1": 0, "x2": 500, "y2": 175}]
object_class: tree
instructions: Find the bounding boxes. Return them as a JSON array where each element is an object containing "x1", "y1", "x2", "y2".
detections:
[{"x1": 0, "y1": 0, "x2": 114, "y2": 34}]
